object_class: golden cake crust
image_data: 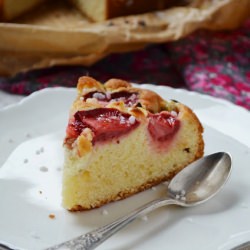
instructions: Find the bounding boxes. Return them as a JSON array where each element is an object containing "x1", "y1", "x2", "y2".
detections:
[{"x1": 71, "y1": 77, "x2": 168, "y2": 116}]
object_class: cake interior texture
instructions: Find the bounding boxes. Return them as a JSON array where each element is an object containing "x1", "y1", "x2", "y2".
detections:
[{"x1": 63, "y1": 76, "x2": 204, "y2": 210}]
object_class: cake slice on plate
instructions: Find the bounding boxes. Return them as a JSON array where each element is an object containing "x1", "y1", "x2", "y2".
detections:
[{"x1": 62, "y1": 76, "x2": 204, "y2": 211}]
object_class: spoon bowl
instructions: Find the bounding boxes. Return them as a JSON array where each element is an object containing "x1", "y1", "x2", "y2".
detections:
[
  {"x1": 47, "y1": 152, "x2": 232, "y2": 250},
  {"x1": 168, "y1": 152, "x2": 232, "y2": 206}
]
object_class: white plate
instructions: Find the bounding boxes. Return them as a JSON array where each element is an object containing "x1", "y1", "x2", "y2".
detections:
[{"x1": 0, "y1": 85, "x2": 250, "y2": 250}]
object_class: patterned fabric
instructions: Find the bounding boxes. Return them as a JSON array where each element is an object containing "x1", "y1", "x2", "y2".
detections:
[
  {"x1": 0, "y1": 19, "x2": 249, "y2": 110},
  {"x1": 166, "y1": 19, "x2": 250, "y2": 109}
]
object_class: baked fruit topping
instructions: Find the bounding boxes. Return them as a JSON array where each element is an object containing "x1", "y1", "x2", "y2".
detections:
[
  {"x1": 148, "y1": 112, "x2": 180, "y2": 142},
  {"x1": 68, "y1": 108, "x2": 139, "y2": 144}
]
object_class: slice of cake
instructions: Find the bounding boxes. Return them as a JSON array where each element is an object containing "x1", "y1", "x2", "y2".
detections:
[{"x1": 63, "y1": 76, "x2": 204, "y2": 211}]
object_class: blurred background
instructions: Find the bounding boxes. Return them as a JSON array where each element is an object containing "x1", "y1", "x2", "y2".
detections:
[{"x1": 0, "y1": 0, "x2": 250, "y2": 109}]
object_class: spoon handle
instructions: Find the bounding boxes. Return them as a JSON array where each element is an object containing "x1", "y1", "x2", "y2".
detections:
[{"x1": 47, "y1": 198, "x2": 175, "y2": 250}]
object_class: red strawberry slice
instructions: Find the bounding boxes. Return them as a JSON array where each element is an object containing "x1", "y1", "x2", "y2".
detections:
[
  {"x1": 66, "y1": 118, "x2": 86, "y2": 139},
  {"x1": 73, "y1": 108, "x2": 139, "y2": 143},
  {"x1": 148, "y1": 112, "x2": 180, "y2": 141}
]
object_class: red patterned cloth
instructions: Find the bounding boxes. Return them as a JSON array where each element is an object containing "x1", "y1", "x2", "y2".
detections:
[
  {"x1": 0, "y1": 19, "x2": 250, "y2": 110},
  {"x1": 167, "y1": 19, "x2": 250, "y2": 109}
]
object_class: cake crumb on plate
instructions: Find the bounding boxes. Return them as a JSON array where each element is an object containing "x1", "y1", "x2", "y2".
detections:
[{"x1": 49, "y1": 214, "x2": 55, "y2": 219}]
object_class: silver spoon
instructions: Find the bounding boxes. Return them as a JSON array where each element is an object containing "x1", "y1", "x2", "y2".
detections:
[{"x1": 47, "y1": 152, "x2": 232, "y2": 250}]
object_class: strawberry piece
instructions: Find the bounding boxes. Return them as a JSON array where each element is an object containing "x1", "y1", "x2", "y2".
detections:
[
  {"x1": 66, "y1": 118, "x2": 86, "y2": 138},
  {"x1": 148, "y1": 112, "x2": 180, "y2": 141},
  {"x1": 72, "y1": 108, "x2": 139, "y2": 143}
]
